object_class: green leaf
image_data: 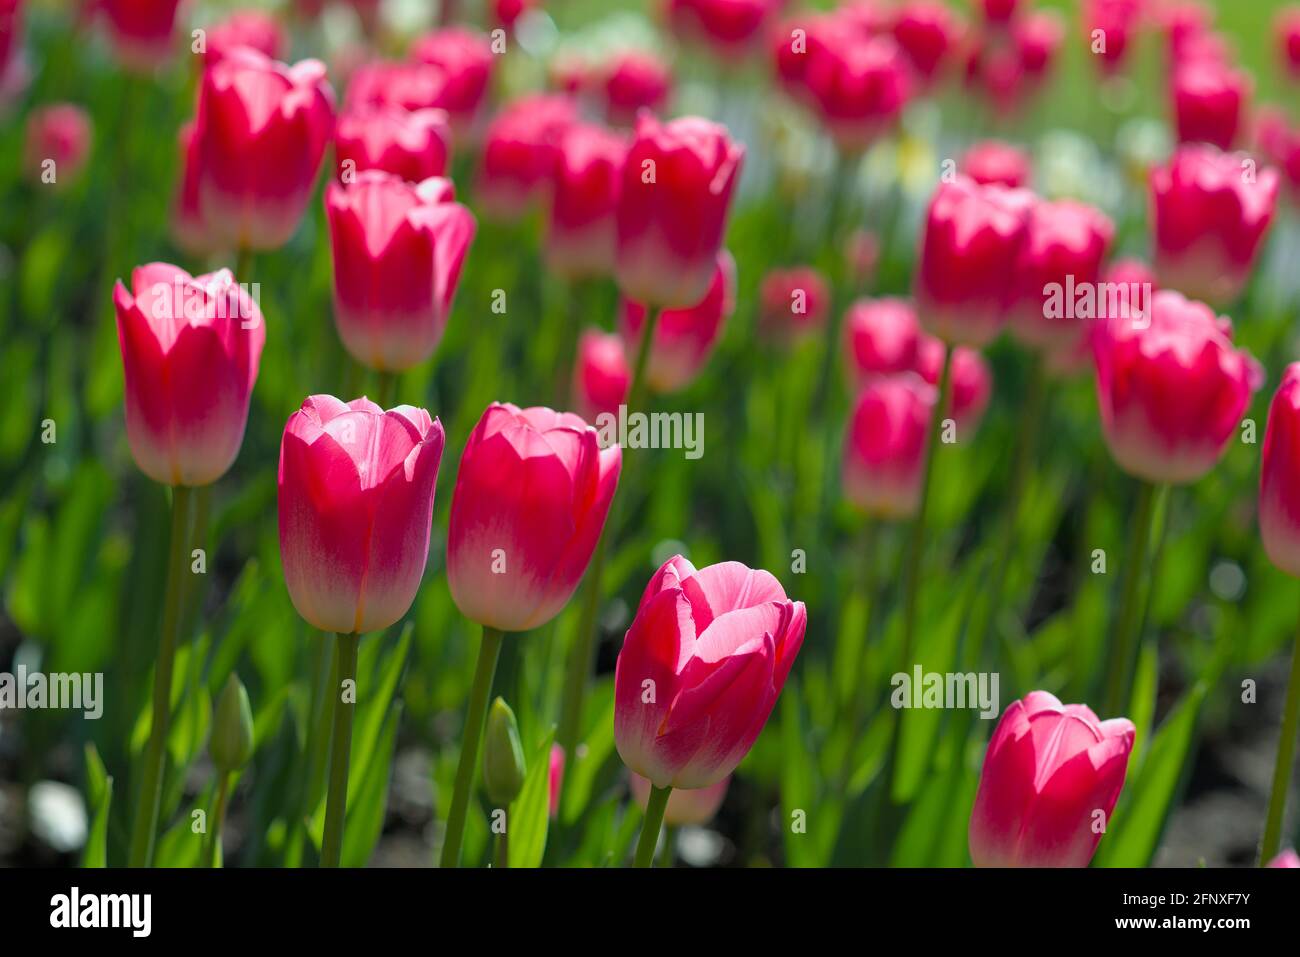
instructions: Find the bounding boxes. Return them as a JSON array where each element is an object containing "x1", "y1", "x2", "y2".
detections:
[
  {"x1": 342, "y1": 702, "x2": 402, "y2": 868},
  {"x1": 81, "y1": 744, "x2": 112, "y2": 868},
  {"x1": 508, "y1": 728, "x2": 556, "y2": 868}
]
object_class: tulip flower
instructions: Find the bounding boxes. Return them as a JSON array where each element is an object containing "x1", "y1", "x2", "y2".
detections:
[
  {"x1": 98, "y1": 0, "x2": 181, "y2": 71},
  {"x1": 1014, "y1": 11, "x2": 1064, "y2": 79},
  {"x1": 915, "y1": 175, "x2": 1033, "y2": 348},
  {"x1": 1256, "y1": 107, "x2": 1300, "y2": 204},
  {"x1": 891, "y1": 0, "x2": 961, "y2": 89},
  {"x1": 476, "y1": 93, "x2": 578, "y2": 220},
  {"x1": 334, "y1": 106, "x2": 450, "y2": 184},
  {"x1": 172, "y1": 121, "x2": 212, "y2": 254},
  {"x1": 978, "y1": 0, "x2": 1020, "y2": 25},
  {"x1": 441, "y1": 403, "x2": 621, "y2": 867},
  {"x1": 25, "y1": 103, "x2": 91, "y2": 188},
  {"x1": 1044, "y1": 257, "x2": 1157, "y2": 376},
  {"x1": 1278, "y1": 8, "x2": 1300, "y2": 80},
  {"x1": 116, "y1": 262, "x2": 265, "y2": 867},
  {"x1": 1151, "y1": 144, "x2": 1278, "y2": 305},
  {"x1": 667, "y1": 0, "x2": 776, "y2": 59},
  {"x1": 601, "y1": 50, "x2": 672, "y2": 127},
  {"x1": 324, "y1": 172, "x2": 475, "y2": 375},
  {"x1": 620, "y1": 251, "x2": 735, "y2": 395},
  {"x1": 0, "y1": 1, "x2": 19, "y2": 90},
  {"x1": 615, "y1": 555, "x2": 805, "y2": 864},
  {"x1": 1083, "y1": 0, "x2": 1141, "y2": 75},
  {"x1": 614, "y1": 115, "x2": 743, "y2": 311},
  {"x1": 278, "y1": 395, "x2": 444, "y2": 867},
  {"x1": 1257, "y1": 363, "x2": 1300, "y2": 865},
  {"x1": 843, "y1": 297, "x2": 922, "y2": 382},
  {"x1": 1267, "y1": 849, "x2": 1300, "y2": 868},
  {"x1": 961, "y1": 139, "x2": 1031, "y2": 188},
  {"x1": 969, "y1": 691, "x2": 1135, "y2": 867},
  {"x1": 802, "y1": 33, "x2": 912, "y2": 153},
  {"x1": 345, "y1": 58, "x2": 446, "y2": 113},
  {"x1": 411, "y1": 27, "x2": 495, "y2": 138},
  {"x1": 572, "y1": 328, "x2": 631, "y2": 426},
  {"x1": 545, "y1": 124, "x2": 627, "y2": 279},
  {"x1": 203, "y1": 9, "x2": 285, "y2": 66},
  {"x1": 842, "y1": 372, "x2": 936, "y2": 520},
  {"x1": 758, "y1": 266, "x2": 829, "y2": 342},
  {"x1": 192, "y1": 49, "x2": 336, "y2": 253},
  {"x1": 915, "y1": 335, "x2": 992, "y2": 436},
  {"x1": 1009, "y1": 199, "x2": 1115, "y2": 355},
  {"x1": 1172, "y1": 58, "x2": 1250, "y2": 150},
  {"x1": 630, "y1": 772, "x2": 729, "y2": 827}
]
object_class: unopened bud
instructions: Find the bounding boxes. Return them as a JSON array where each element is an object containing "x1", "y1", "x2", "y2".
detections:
[{"x1": 482, "y1": 697, "x2": 526, "y2": 806}]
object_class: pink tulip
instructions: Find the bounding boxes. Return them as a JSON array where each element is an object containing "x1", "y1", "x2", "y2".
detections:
[
  {"x1": 916, "y1": 335, "x2": 993, "y2": 435},
  {"x1": 1150, "y1": 144, "x2": 1278, "y2": 305},
  {"x1": 447, "y1": 403, "x2": 621, "y2": 633},
  {"x1": 615, "y1": 115, "x2": 743, "y2": 310},
  {"x1": 1260, "y1": 364, "x2": 1300, "y2": 577},
  {"x1": 278, "y1": 396, "x2": 445, "y2": 635},
  {"x1": 172, "y1": 121, "x2": 211, "y2": 254},
  {"x1": 620, "y1": 251, "x2": 736, "y2": 394},
  {"x1": 978, "y1": 0, "x2": 1020, "y2": 25},
  {"x1": 98, "y1": 0, "x2": 181, "y2": 71},
  {"x1": 802, "y1": 33, "x2": 912, "y2": 153},
  {"x1": 969, "y1": 691, "x2": 1135, "y2": 868},
  {"x1": 602, "y1": 51, "x2": 672, "y2": 127},
  {"x1": 1158, "y1": 0, "x2": 1214, "y2": 58},
  {"x1": 113, "y1": 263, "x2": 265, "y2": 487},
  {"x1": 1278, "y1": 8, "x2": 1300, "y2": 79},
  {"x1": 1172, "y1": 58, "x2": 1250, "y2": 150},
  {"x1": 614, "y1": 556, "x2": 806, "y2": 789},
  {"x1": 842, "y1": 372, "x2": 936, "y2": 518},
  {"x1": 843, "y1": 297, "x2": 922, "y2": 382},
  {"x1": 630, "y1": 772, "x2": 729, "y2": 826},
  {"x1": 1009, "y1": 199, "x2": 1115, "y2": 353},
  {"x1": 1083, "y1": 0, "x2": 1141, "y2": 74},
  {"x1": 334, "y1": 105, "x2": 450, "y2": 184},
  {"x1": 572, "y1": 328, "x2": 631, "y2": 426},
  {"x1": 0, "y1": 0, "x2": 19, "y2": 91},
  {"x1": 1267, "y1": 848, "x2": 1300, "y2": 867},
  {"x1": 1257, "y1": 107, "x2": 1300, "y2": 204},
  {"x1": 667, "y1": 0, "x2": 777, "y2": 59},
  {"x1": 891, "y1": 0, "x2": 962, "y2": 88},
  {"x1": 476, "y1": 93, "x2": 578, "y2": 221},
  {"x1": 1045, "y1": 257, "x2": 1158, "y2": 376},
  {"x1": 914, "y1": 175, "x2": 1033, "y2": 347},
  {"x1": 325, "y1": 171, "x2": 476, "y2": 373},
  {"x1": 546, "y1": 124, "x2": 627, "y2": 279},
  {"x1": 203, "y1": 9, "x2": 285, "y2": 66},
  {"x1": 758, "y1": 267, "x2": 829, "y2": 342},
  {"x1": 1014, "y1": 11, "x2": 1064, "y2": 78},
  {"x1": 1092, "y1": 289, "x2": 1262, "y2": 484},
  {"x1": 25, "y1": 103, "x2": 92, "y2": 188},
  {"x1": 411, "y1": 27, "x2": 494, "y2": 137},
  {"x1": 193, "y1": 49, "x2": 335, "y2": 251},
  {"x1": 961, "y1": 139, "x2": 1031, "y2": 188},
  {"x1": 345, "y1": 59, "x2": 446, "y2": 113}
]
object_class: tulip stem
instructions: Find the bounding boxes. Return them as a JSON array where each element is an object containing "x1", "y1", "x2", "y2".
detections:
[
  {"x1": 494, "y1": 830, "x2": 509, "y2": 869},
  {"x1": 1103, "y1": 481, "x2": 1165, "y2": 716},
  {"x1": 1260, "y1": 593, "x2": 1300, "y2": 864},
  {"x1": 627, "y1": 307, "x2": 661, "y2": 416},
  {"x1": 128, "y1": 483, "x2": 204, "y2": 867},
  {"x1": 633, "y1": 784, "x2": 672, "y2": 868},
  {"x1": 375, "y1": 370, "x2": 398, "y2": 408},
  {"x1": 558, "y1": 532, "x2": 609, "y2": 769},
  {"x1": 441, "y1": 625, "x2": 505, "y2": 867},
  {"x1": 320, "y1": 631, "x2": 360, "y2": 868},
  {"x1": 203, "y1": 771, "x2": 232, "y2": 868},
  {"x1": 235, "y1": 245, "x2": 253, "y2": 284}
]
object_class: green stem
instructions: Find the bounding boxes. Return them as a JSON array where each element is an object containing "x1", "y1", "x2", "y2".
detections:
[
  {"x1": 235, "y1": 245, "x2": 254, "y2": 284},
  {"x1": 633, "y1": 784, "x2": 672, "y2": 868},
  {"x1": 627, "y1": 306, "x2": 660, "y2": 417},
  {"x1": 1103, "y1": 481, "x2": 1163, "y2": 716},
  {"x1": 128, "y1": 483, "x2": 197, "y2": 867},
  {"x1": 320, "y1": 632, "x2": 360, "y2": 868},
  {"x1": 1260, "y1": 593, "x2": 1300, "y2": 864},
  {"x1": 203, "y1": 772, "x2": 232, "y2": 868},
  {"x1": 662, "y1": 826, "x2": 677, "y2": 868},
  {"x1": 494, "y1": 830, "x2": 509, "y2": 869},
  {"x1": 440, "y1": 625, "x2": 505, "y2": 867},
  {"x1": 375, "y1": 369, "x2": 398, "y2": 408}
]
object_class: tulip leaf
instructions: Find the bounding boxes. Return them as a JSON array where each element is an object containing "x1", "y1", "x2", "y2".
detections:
[
  {"x1": 509, "y1": 728, "x2": 556, "y2": 869},
  {"x1": 342, "y1": 702, "x2": 402, "y2": 868},
  {"x1": 81, "y1": 744, "x2": 112, "y2": 869}
]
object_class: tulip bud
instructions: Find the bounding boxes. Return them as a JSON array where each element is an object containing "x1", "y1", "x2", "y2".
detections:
[
  {"x1": 447, "y1": 403, "x2": 621, "y2": 633},
  {"x1": 1260, "y1": 364, "x2": 1300, "y2": 577},
  {"x1": 1172, "y1": 58, "x2": 1250, "y2": 151},
  {"x1": 602, "y1": 51, "x2": 672, "y2": 127},
  {"x1": 620, "y1": 251, "x2": 735, "y2": 394},
  {"x1": 482, "y1": 697, "x2": 527, "y2": 806},
  {"x1": 758, "y1": 267, "x2": 829, "y2": 342},
  {"x1": 325, "y1": 172, "x2": 476, "y2": 373},
  {"x1": 278, "y1": 396, "x2": 445, "y2": 635},
  {"x1": 204, "y1": 10, "x2": 285, "y2": 66},
  {"x1": 842, "y1": 373, "x2": 936, "y2": 519},
  {"x1": 1151, "y1": 144, "x2": 1278, "y2": 305},
  {"x1": 476, "y1": 94, "x2": 578, "y2": 221},
  {"x1": 193, "y1": 49, "x2": 336, "y2": 252},
  {"x1": 334, "y1": 106, "x2": 450, "y2": 184},
  {"x1": 25, "y1": 103, "x2": 92, "y2": 189},
  {"x1": 969, "y1": 691, "x2": 1135, "y2": 867},
  {"x1": 615, "y1": 115, "x2": 743, "y2": 310},
  {"x1": 802, "y1": 34, "x2": 912, "y2": 153},
  {"x1": 113, "y1": 264, "x2": 265, "y2": 487},
  {"x1": 843, "y1": 297, "x2": 922, "y2": 383},
  {"x1": 630, "y1": 772, "x2": 729, "y2": 827},
  {"x1": 411, "y1": 28, "x2": 495, "y2": 139},
  {"x1": 98, "y1": 0, "x2": 182, "y2": 72},
  {"x1": 1092, "y1": 290, "x2": 1262, "y2": 485},
  {"x1": 572, "y1": 329, "x2": 631, "y2": 426},
  {"x1": 915, "y1": 175, "x2": 1033, "y2": 347},
  {"x1": 961, "y1": 139, "x2": 1031, "y2": 188},
  {"x1": 546, "y1": 124, "x2": 628, "y2": 279},
  {"x1": 210, "y1": 673, "x2": 254, "y2": 773},
  {"x1": 614, "y1": 556, "x2": 806, "y2": 789}
]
